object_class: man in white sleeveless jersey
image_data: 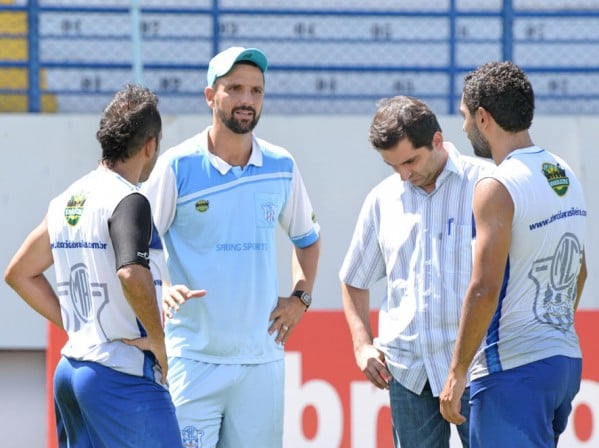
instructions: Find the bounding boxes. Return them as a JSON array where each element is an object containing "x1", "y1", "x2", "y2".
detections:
[
  {"x1": 5, "y1": 85, "x2": 185, "y2": 447},
  {"x1": 440, "y1": 62, "x2": 587, "y2": 447}
]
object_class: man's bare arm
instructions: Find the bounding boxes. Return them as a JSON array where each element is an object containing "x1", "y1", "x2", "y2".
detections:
[{"x1": 4, "y1": 217, "x2": 63, "y2": 328}]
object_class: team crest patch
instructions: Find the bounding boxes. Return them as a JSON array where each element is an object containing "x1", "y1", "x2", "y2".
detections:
[
  {"x1": 255, "y1": 193, "x2": 281, "y2": 228},
  {"x1": 542, "y1": 162, "x2": 569, "y2": 196},
  {"x1": 64, "y1": 193, "x2": 87, "y2": 226},
  {"x1": 181, "y1": 426, "x2": 204, "y2": 448},
  {"x1": 195, "y1": 199, "x2": 209, "y2": 213},
  {"x1": 262, "y1": 201, "x2": 277, "y2": 224}
]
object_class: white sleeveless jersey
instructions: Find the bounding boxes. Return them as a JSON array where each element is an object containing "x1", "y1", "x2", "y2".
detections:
[
  {"x1": 48, "y1": 168, "x2": 161, "y2": 379},
  {"x1": 470, "y1": 147, "x2": 586, "y2": 380}
]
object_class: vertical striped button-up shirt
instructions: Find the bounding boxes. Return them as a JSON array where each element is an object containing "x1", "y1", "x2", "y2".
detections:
[{"x1": 339, "y1": 143, "x2": 492, "y2": 396}]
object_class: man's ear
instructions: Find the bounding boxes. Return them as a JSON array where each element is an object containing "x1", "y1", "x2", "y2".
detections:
[
  {"x1": 476, "y1": 106, "x2": 491, "y2": 129},
  {"x1": 432, "y1": 130, "x2": 444, "y2": 149},
  {"x1": 205, "y1": 86, "x2": 215, "y2": 108},
  {"x1": 144, "y1": 136, "x2": 156, "y2": 158}
]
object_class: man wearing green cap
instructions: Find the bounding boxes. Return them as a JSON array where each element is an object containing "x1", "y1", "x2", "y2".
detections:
[{"x1": 142, "y1": 46, "x2": 321, "y2": 447}]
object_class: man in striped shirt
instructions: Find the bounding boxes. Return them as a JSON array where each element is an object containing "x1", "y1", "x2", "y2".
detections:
[{"x1": 340, "y1": 95, "x2": 491, "y2": 448}]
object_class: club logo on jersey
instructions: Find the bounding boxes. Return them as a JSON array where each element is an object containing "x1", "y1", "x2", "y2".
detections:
[
  {"x1": 64, "y1": 193, "x2": 87, "y2": 226},
  {"x1": 255, "y1": 193, "x2": 281, "y2": 228},
  {"x1": 542, "y1": 162, "x2": 569, "y2": 196},
  {"x1": 195, "y1": 199, "x2": 209, "y2": 213},
  {"x1": 530, "y1": 233, "x2": 582, "y2": 331},
  {"x1": 181, "y1": 426, "x2": 204, "y2": 448},
  {"x1": 56, "y1": 263, "x2": 109, "y2": 336},
  {"x1": 262, "y1": 201, "x2": 277, "y2": 224}
]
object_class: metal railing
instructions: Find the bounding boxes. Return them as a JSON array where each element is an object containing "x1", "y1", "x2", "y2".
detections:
[{"x1": 1, "y1": 0, "x2": 599, "y2": 114}]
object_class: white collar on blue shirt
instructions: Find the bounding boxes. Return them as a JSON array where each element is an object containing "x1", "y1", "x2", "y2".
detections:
[{"x1": 201, "y1": 127, "x2": 264, "y2": 175}]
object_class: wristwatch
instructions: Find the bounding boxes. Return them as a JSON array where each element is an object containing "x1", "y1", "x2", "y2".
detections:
[{"x1": 291, "y1": 290, "x2": 312, "y2": 311}]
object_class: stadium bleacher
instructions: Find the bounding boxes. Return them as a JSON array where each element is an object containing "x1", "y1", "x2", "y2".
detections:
[
  {"x1": 0, "y1": 4, "x2": 57, "y2": 112},
  {"x1": 0, "y1": 0, "x2": 598, "y2": 114}
]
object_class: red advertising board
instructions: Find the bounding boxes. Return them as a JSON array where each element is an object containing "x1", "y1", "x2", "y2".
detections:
[{"x1": 47, "y1": 311, "x2": 598, "y2": 447}]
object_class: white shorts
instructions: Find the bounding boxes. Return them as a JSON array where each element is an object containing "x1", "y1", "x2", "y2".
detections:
[{"x1": 168, "y1": 357, "x2": 284, "y2": 448}]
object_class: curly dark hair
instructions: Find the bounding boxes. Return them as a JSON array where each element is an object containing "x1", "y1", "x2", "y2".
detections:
[
  {"x1": 369, "y1": 96, "x2": 442, "y2": 151},
  {"x1": 462, "y1": 61, "x2": 534, "y2": 132},
  {"x1": 96, "y1": 84, "x2": 161, "y2": 167}
]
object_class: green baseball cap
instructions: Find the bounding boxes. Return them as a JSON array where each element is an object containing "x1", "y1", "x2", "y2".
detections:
[{"x1": 206, "y1": 46, "x2": 268, "y2": 87}]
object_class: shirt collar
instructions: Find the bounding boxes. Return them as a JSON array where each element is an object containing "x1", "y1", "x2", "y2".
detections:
[
  {"x1": 505, "y1": 145, "x2": 543, "y2": 161},
  {"x1": 425, "y1": 141, "x2": 463, "y2": 189},
  {"x1": 200, "y1": 127, "x2": 263, "y2": 175},
  {"x1": 442, "y1": 142, "x2": 464, "y2": 177}
]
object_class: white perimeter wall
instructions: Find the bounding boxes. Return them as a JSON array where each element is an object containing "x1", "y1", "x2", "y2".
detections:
[{"x1": 1, "y1": 113, "x2": 597, "y2": 349}]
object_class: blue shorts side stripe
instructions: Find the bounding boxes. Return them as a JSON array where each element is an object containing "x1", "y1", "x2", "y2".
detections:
[{"x1": 484, "y1": 257, "x2": 510, "y2": 373}]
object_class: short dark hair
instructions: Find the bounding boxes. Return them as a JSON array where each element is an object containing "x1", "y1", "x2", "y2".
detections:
[
  {"x1": 462, "y1": 61, "x2": 534, "y2": 132},
  {"x1": 369, "y1": 96, "x2": 442, "y2": 150},
  {"x1": 96, "y1": 84, "x2": 161, "y2": 168}
]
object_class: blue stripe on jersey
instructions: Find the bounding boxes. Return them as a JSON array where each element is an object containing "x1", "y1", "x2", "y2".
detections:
[
  {"x1": 149, "y1": 222, "x2": 162, "y2": 250},
  {"x1": 178, "y1": 172, "x2": 293, "y2": 205},
  {"x1": 141, "y1": 352, "x2": 156, "y2": 381},
  {"x1": 136, "y1": 319, "x2": 158, "y2": 380},
  {"x1": 484, "y1": 257, "x2": 510, "y2": 373},
  {"x1": 172, "y1": 148, "x2": 294, "y2": 201}
]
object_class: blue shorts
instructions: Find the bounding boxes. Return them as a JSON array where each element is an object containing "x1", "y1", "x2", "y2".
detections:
[
  {"x1": 168, "y1": 357, "x2": 284, "y2": 448},
  {"x1": 54, "y1": 356, "x2": 182, "y2": 448},
  {"x1": 470, "y1": 355, "x2": 581, "y2": 448}
]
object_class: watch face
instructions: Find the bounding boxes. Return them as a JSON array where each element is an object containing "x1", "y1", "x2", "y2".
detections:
[
  {"x1": 301, "y1": 292, "x2": 312, "y2": 306},
  {"x1": 293, "y1": 290, "x2": 312, "y2": 308}
]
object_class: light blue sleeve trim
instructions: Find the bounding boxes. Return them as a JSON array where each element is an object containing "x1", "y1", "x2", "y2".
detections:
[{"x1": 292, "y1": 230, "x2": 320, "y2": 248}]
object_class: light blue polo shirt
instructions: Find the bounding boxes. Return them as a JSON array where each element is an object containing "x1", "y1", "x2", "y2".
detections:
[{"x1": 143, "y1": 127, "x2": 319, "y2": 364}]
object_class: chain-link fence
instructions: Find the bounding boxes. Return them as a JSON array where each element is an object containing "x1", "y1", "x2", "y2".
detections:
[{"x1": 1, "y1": 0, "x2": 599, "y2": 115}]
